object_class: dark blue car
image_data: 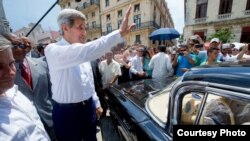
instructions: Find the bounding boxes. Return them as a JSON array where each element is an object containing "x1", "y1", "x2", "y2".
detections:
[{"x1": 105, "y1": 61, "x2": 250, "y2": 141}]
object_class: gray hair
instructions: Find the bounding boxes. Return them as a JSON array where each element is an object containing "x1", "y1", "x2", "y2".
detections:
[
  {"x1": 0, "y1": 34, "x2": 12, "y2": 51},
  {"x1": 57, "y1": 9, "x2": 86, "y2": 35}
]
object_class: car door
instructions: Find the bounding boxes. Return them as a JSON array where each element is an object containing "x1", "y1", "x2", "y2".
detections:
[{"x1": 168, "y1": 82, "x2": 250, "y2": 136}]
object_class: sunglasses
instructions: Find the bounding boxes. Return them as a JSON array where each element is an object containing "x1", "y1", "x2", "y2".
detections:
[
  {"x1": 232, "y1": 49, "x2": 239, "y2": 51},
  {"x1": 211, "y1": 47, "x2": 220, "y2": 51},
  {"x1": 12, "y1": 43, "x2": 27, "y2": 49}
]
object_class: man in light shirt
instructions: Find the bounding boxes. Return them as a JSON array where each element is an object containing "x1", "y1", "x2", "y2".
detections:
[
  {"x1": 0, "y1": 34, "x2": 50, "y2": 141},
  {"x1": 130, "y1": 47, "x2": 147, "y2": 80},
  {"x1": 45, "y1": 6, "x2": 135, "y2": 141},
  {"x1": 99, "y1": 52, "x2": 121, "y2": 88},
  {"x1": 149, "y1": 45, "x2": 173, "y2": 79}
]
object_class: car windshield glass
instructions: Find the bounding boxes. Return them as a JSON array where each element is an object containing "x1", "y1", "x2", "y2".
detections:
[{"x1": 146, "y1": 79, "x2": 179, "y2": 125}]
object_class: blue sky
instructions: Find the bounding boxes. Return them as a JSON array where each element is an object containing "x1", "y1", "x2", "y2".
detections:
[
  {"x1": 3, "y1": 0, "x2": 184, "y2": 33},
  {"x1": 3, "y1": 0, "x2": 60, "y2": 31}
]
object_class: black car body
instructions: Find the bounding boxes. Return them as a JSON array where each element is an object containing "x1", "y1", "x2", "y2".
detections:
[{"x1": 105, "y1": 62, "x2": 250, "y2": 141}]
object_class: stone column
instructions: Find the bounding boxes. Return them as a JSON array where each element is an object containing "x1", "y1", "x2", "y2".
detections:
[{"x1": 0, "y1": 0, "x2": 10, "y2": 33}]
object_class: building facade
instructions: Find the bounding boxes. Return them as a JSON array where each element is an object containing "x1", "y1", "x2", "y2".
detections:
[
  {"x1": 59, "y1": 0, "x2": 174, "y2": 47},
  {"x1": 14, "y1": 23, "x2": 60, "y2": 44},
  {"x1": 184, "y1": 0, "x2": 250, "y2": 43},
  {"x1": 0, "y1": 0, "x2": 10, "y2": 33}
]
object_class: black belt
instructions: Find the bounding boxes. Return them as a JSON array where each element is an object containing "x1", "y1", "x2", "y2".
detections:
[{"x1": 53, "y1": 97, "x2": 92, "y2": 107}]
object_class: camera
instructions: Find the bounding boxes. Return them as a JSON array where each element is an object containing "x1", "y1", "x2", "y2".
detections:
[
  {"x1": 195, "y1": 44, "x2": 203, "y2": 48},
  {"x1": 179, "y1": 52, "x2": 184, "y2": 56}
]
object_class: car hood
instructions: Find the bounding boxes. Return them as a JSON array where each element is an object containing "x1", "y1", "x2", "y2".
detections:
[{"x1": 113, "y1": 78, "x2": 174, "y2": 108}]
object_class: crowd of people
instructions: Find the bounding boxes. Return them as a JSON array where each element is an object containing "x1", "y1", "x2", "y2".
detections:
[{"x1": 0, "y1": 4, "x2": 250, "y2": 141}]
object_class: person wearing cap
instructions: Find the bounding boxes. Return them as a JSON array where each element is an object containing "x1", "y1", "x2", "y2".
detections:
[
  {"x1": 220, "y1": 43, "x2": 247, "y2": 62},
  {"x1": 210, "y1": 38, "x2": 220, "y2": 49}
]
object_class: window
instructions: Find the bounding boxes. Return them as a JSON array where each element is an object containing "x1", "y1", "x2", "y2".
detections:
[
  {"x1": 134, "y1": 14, "x2": 141, "y2": 29},
  {"x1": 118, "y1": 10, "x2": 122, "y2": 17},
  {"x1": 219, "y1": 0, "x2": 233, "y2": 14},
  {"x1": 106, "y1": 14, "x2": 111, "y2": 21},
  {"x1": 193, "y1": 31, "x2": 206, "y2": 41},
  {"x1": 240, "y1": 27, "x2": 250, "y2": 43},
  {"x1": 107, "y1": 23, "x2": 112, "y2": 33},
  {"x1": 117, "y1": 20, "x2": 122, "y2": 28},
  {"x1": 92, "y1": 12, "x2": 95, "y2": 17},
  {"x1": 247, "y1": 0, "x2": 250, "y2": 10},
  {"x1": 196, "y1": 0, "x2": 207, "y2": 18},
  {"x1": 135, "y1": 35, "x2": 141, "y2": 44},
  {"x1": 106, "y1": 0, "x2": 109, "y2": 7},
  {"x1": 83, "y1": 2, "x2": 86, "y2": 8},
  {"x1": 134, "y1": 4, "x2": 140, "y2": 12},
  {"x1": 68, "y1": 2, "x2": 71, "y2": 7},
  {"x1": 92, "y1": 21, "x2": 96, "y2": 28},
  {"x1": 75, "y1": 0, "x2": 81, "y2": 2},
  {"x1": 180, "y1": 90, "x2": 250, "y2": 125}
]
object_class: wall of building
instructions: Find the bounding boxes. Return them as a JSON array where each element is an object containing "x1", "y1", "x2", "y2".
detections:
[
  {"x1": 59, "y1": 0, "x2": 174, "y2": 47},
  {"x1": 184, "y1": 0, "x2": 250, "y2": 43}
]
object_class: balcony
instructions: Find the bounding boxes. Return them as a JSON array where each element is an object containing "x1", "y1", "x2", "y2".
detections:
[
  {"x1": 134, "y1": 21, "x2": 161, "y2": 30},
  {"x1": 76, "y1": 0, "x2": 99, "y2": 12},
  {"x1": 194, "y1": 17, "x2": 207, "y2": 24},
  {"x1": 245, "y1": 10, "x2": 250, "y2": 16},
  {"x1": 101, "y1": 21, "x2": 160, "y2": 35},
  {"x1": 86, "y1": 24, "x2": 101, "y2": 31},
  {"x1": 218, "y1": 13, "x2": 232, "y2": 20}
]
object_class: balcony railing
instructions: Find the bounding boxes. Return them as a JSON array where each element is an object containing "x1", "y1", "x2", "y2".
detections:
[
  {"x1": 76, "y1": 0, "x2": 99, "y2": 11},
  {"x1": 218, "y1": 13, "x2": 232, "y2": 20},
  {"x1": 86, "y1": 24, "x2": 101, "y2": 30},
  {"x1": 245, "y1": 10, "x2": 250, "y2": 15},
  {"x1": 194, "y1": 17, "x2": 207, "y2": 23},
  {"x1": 102, "y1": 21, "x2": 160, "y2": 35}
]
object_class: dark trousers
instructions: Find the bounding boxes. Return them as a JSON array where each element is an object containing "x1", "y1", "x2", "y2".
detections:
[{"x1": 52, "y1": 99, "x2": 97, "y2": 141}]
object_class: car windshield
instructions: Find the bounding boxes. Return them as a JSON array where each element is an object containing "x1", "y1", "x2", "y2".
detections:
[{"x1": 146, "y1": 78, "x2": 180, "y2": 125}]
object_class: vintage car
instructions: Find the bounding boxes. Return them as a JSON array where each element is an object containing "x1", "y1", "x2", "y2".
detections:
[{"x1": 105, "y1": 62, "x2": 250, "y2": 141}]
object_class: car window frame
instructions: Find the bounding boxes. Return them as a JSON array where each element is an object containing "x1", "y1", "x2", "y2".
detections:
[{"x1": 168, "y1": 81, "x2": 250, "y2": 136}]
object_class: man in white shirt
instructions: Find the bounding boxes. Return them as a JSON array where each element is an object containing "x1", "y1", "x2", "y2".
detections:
[
  {"x1": 130, "y1": 47, "x2": 147, "y2": 80},
  {"x1": 99, "y1": 52, "x2": 122, "y2": 88},
  {"x1": 45, "y1": 6, "x2": 135, "y2": 141},
  {"x1": 0, "y1": 34, "x2": 50, "y2": 141},
  {"x1": 149, "y1": 45, "x2": 173, "y2": 79}
]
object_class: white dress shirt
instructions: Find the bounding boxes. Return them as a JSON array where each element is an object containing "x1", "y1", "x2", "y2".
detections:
[
  {"x1": 45, "y1": 30, "x2": 123, "y2": 106},
  {"x1": 130, "y1": 55, "x2": 143, "y2": 74},
  {"x1": 0, "y1": 85, "x2": 50, "y2": 141},
  {"x1": 149, "y1": 52, "x2": 173, "y2": 79},
  {"x1": 99, "y1": 59, "x2": 122, "y2": 88}
]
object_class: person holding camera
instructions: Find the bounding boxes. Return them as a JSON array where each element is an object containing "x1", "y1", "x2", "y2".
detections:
[
  {"x1": 172, "y1": 45, "x2": 195, "y2": 77},
  {"x1": 187, "y1": 35, "x2": 207, "y2": 66}
]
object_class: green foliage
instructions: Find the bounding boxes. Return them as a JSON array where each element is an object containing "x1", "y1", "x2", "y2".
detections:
[
  {"x1": 208, "y1": 28, "x2": 233, "y2": 43},
  {"x1": 178, "y1": 34, "x2": 184, "y2": 43}
]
